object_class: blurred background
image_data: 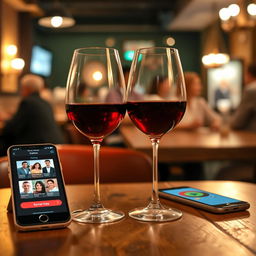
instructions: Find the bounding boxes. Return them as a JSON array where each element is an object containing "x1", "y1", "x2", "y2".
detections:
[
  {"x1": 1, "y1": 0, "x2": 255, "y2": 91},
  {"x1": 1, "y1": 0, "x2": 256, "y2": 181}
]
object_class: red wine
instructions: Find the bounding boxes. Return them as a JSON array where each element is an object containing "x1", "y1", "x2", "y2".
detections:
[
  {"x1": 66, "y1": 103, "x2": 126, "y2": 139},
  {"x1": 127, "y1": 101, "x2": 186, "y2": 138}
]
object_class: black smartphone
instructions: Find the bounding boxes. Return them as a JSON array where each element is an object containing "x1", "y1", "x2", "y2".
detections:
[
  {"x1": 8, "y1": 144, "x2": 71, "y2": 231},
  {"x1": 159, "y1": 186, "x2": 250, "y2": 213}
]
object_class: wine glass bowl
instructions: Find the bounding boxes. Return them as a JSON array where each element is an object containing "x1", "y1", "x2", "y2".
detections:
[
  {"x1": 66, "y1": 47, "x2": 126, "y2": 223},
  {"x1": 127, "y1": 47, "x2": 187, "y2": 222}
]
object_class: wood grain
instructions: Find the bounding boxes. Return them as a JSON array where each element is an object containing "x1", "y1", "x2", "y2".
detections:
[{"x1": 0, "y1": 181, "x2": 255, "y2": 256}]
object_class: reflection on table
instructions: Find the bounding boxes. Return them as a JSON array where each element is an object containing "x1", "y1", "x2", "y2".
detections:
[{"x1": 0, "y1": 181, "x2": 255, "y2": 256}]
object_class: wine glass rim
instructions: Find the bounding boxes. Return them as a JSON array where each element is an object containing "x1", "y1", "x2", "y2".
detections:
[
  {"x1": 136, "y1": 47, "x2": 178, "y2": 53},
  {"x1": 74, "y1": 47, "x2": 118, "y2": 55}
]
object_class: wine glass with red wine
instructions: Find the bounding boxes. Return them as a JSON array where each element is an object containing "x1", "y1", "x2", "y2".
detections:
[
  {"x1": 127, "y1": 47, "x2": 187, "y2": 222},
  {"x1": 66, "y1": 47, "x2": 126, "y2": 223}
]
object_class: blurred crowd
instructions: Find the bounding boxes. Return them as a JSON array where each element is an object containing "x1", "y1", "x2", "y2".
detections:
[{"x1": 0, "y1": 62, "x2": 256, "y2": 181}]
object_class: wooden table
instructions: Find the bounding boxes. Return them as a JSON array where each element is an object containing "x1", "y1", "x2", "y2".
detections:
[
  {"x1": 120, "y1": 126, "x2": 256, "y2": 162},
  {"x1": 0, "y1": 181, "x2": 256, "y2": 256}
]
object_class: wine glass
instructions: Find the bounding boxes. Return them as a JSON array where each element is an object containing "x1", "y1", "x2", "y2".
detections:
[
  {"x1": 126, "y1": 47, "x2": 187, "y2": 222},
  {"x1": 65, "y1": 47, "x2": 126, "y2": 223}
]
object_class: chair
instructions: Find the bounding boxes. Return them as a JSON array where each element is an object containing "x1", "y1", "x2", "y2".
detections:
[
  {"x1": 57, "y1": 145, "x2": 152, "y2": 184},
  {"x1": 0, "y1": 156, "x2": 9, "y2": 188},
  {"x1": 0, "y1": 145, "x2": 152, "y2": 187}
]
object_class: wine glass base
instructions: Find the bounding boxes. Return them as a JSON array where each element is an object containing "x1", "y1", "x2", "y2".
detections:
[
  {"x1": 129, "y1": 206, "x2": 182, "y2": 222},
  {"x1": 72, "y1": 208, "x2": 125, "y2": 224}
]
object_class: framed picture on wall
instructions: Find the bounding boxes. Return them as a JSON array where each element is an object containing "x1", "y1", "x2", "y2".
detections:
[{"x1": 207, "y1": 59, "x2": 243, "y2": 112}]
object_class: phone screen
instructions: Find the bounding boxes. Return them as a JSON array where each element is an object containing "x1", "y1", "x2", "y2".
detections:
[
  {"x1": 9, "y1": 144, "x2": 70, "y2": 226},
  {"x1": 160, "y1": 187, "x2": 243, "y2": 206}
]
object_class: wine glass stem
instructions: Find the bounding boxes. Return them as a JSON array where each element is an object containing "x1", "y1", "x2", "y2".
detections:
[
  {"x1": 92, "y1": 141, "x2": 103, "y2": 208},
  {"x1": 150, "y1": 138, "x2": 160, "y2": 206}
]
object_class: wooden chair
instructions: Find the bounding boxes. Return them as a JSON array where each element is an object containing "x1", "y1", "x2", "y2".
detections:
[
  {"x1": 57, "y1": 145, "x2": 152, "y2": 184},
  {"x1": 0, "y1": 156, "x2": 9, "y2": 188}
]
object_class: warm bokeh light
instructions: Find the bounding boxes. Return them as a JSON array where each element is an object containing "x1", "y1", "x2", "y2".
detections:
[
  {"x1": 228, "y1": 4, "x2": 240, "y2": 17},
  {"x1": 105, "y1": 37, "x2": 116, "y2": 47},
  {"x1": 1, "y1": 60, "x2": 10, "y2": 70},
  {"x1": 247, "y1": 3, "x2": 256, "y2": 16},
  {"x1": 10, "y1": 58, "x2": 25, "y2": 70},
  {"x1": 202, "y1": 53, "x2": 230, "y2": 67},
  {"x1": 219, "y1": 8, "x2": 231, "y2": 21},
  {"x1": 6, "y1": 45, "x2": 17, "y2": 57},
  {"x1": 166, "y1": 37, "x2": 175, "y2": 46},
  {"x1": 92, "y1": 71, "x2": 103, "y2": 81},
  {"x1": 51, "y1": 16, "x2": 63, "y2": 28}
]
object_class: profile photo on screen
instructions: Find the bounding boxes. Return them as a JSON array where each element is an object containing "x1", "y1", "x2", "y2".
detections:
[
  {"x1": 30, "y1": 161, "x2": 43, "y2": 178},
  {"x1": 16, "y1": 161, "x2": 31, "y2": 179},
  {"x1": 46, "y1": 178, "x2": 59, "y2": 196},
  {"x1": 32, "y1": 180, "x2": 46, "y2": 197},
  {"x1": 19, "y1": 180, "x2": 33, "y2": 199},
  {"x1": 42, "y1": 159, "x2": 56, "y2": 177}
]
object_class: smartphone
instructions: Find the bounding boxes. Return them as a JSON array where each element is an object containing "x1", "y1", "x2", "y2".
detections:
[
  {"x1": 8, "y1": 144, "x2": 71, "y2": 231},
  {"x1": 159, "y1": 186, "x2": 250, "y2": 213}
]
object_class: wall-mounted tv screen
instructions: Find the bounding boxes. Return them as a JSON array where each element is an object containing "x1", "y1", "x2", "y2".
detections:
[
  {"x1": 30, "y1": 45, "x2": 53, "y2": 77},
  {"x1": 207, "y1": 59, "x2": 243, "y2": 112}
]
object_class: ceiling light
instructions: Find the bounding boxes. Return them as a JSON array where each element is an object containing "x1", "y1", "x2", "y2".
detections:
[
  {"x1": 6, "y1": 45, "x2": 17, "y2": 57},
  {"x1": 38, "y1": 5, "x2": 75, "y2": 28},
  {"x1": 228, "y1": 4, "x2": 240, "y2": 17},
  {"x1": 247, "y1": 3, "x2": 256, "y2": 16},
  {"x1": 92, "y1": 71, "x2": 103, "y2": 81},
  {"x1": 10, "y1": 58, "x2": 25, "y2": 70},
  {"x1": 219, "y1": 1, "x2": 256, "y2": 32},
  {"x1": 202, "y1": 20, "x2": 230, "y2": 68}
]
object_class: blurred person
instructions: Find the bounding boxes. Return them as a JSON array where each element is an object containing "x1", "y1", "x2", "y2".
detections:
[
  {"x1": 147, "y1": 76, "x2": 171, "y2": 100},
  {"x1": 105, "y1": 66, "x2": 130, "y2": 146},
  {"x1": 0, "y1": 74, "x2": 64, "y2": 156},
  {"x1": 214, "y1": 79, "x2": 232, "y2": 112},
  {"x1": 31, "y1": 162, "x2": 42, "y2": 175},
  {"x1": 33, "y1": 180, "x2": 46, "y2": 194},
  {"x1": 177, "y1": 72, "x2": 221, "y2": 130},
  {"x1": 230, "y1": 63, "x2": 256, "y2": 131},
  {"x1": 42, "y1": 160, "x2": 55, "y2": 176},
  {"x1": 175, "y1": 72, "x2": 221, "y2": 180},
  {"x1": 215, "y1": 63, "x2": 256, "y2": 182},
  {"x1": 46, "y1": 179, "x2": 58, "y2": 192}
]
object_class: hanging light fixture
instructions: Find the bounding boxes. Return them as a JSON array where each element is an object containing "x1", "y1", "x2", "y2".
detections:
[
  {"x1": 38, "y1": 2, "x2": 75, "y2": 29},
  {"x1": 202, "y1": 3, "x2": 230, "y2": 68},
  {"x1": 219, "y1": 0, "x2": 256, "y2": 32},
  {"x1": 202, "y1": 22, "x2": 230, "y2": 68}
]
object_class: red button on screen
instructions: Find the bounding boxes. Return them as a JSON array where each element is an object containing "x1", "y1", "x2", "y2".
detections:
[{"x1": 20, "y1": 200, "x2": 62, "y2": 209}]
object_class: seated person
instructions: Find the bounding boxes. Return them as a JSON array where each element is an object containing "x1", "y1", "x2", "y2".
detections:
[
  {"x1": 177, "y1": 72, "x2": 221, "y2": 130},
  {"x1": 214, "y1": 79, "x2": 232, "y2": 112},
  {"x1": 175, "y1": 72, "x2": 221, "y2": 180},
  {"x1": 0, "y1": 74, "x2": 64, "y2": 156},
  {"x1": 230, "y1": 63, "x2": 256, "y2": 131}
]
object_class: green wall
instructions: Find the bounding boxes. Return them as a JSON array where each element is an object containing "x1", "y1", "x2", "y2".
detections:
[{"x1": 34, "y1": 30, "x2": 201, "y2": 88}]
